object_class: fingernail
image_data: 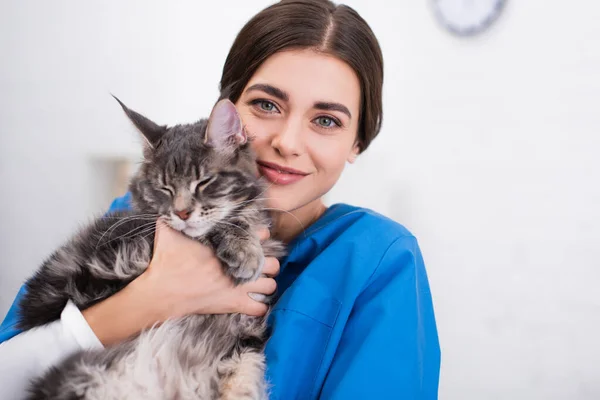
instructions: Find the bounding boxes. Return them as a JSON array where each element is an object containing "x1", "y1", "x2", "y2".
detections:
[{"x1": 248, "y1": 292, "x2": 267, "y2": 303}]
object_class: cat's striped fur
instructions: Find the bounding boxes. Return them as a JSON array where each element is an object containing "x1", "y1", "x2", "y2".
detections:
[{"x1": 17, "y1": 98, "x2": 284, "y2": 399}]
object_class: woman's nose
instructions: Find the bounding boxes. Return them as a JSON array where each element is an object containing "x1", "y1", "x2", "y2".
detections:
[{"x1": 270, "y1": 118, "x2": 303, "y2": 157}]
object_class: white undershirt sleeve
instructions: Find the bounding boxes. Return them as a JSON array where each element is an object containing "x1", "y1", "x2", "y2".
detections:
[{"x1": 0, "y1": 301, "x2": 103, "y2": 399}]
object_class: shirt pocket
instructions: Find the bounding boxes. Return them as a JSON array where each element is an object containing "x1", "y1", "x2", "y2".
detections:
[{"x1": 265, "y1": 275, "x2": 342, "y2": 400}]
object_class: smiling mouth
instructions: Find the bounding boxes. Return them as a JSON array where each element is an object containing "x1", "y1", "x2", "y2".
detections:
[
  {"x1": 256, "y1": 161, "x2": 308, "y2": 175},
  {"x1": 256, "y1": 160, "x2": 310, "y2": 185}
]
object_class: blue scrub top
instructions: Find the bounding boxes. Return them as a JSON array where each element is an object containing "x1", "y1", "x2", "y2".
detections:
[{"x1": 1, "y1": 193, "x2": 440, "y2": 399}]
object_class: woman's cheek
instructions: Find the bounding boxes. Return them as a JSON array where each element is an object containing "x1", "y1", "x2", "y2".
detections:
[
  {"x1": 308, "y1": 134, "x2": 346, "y2": 168},
  {"x1": 247, "y1": 116, "x2": 280, "y2": 143},
  {"x1": 237, "y1": 107, "x2": 262, "y2": 136}
]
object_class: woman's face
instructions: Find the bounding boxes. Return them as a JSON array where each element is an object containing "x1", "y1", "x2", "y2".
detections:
[{"x1": 235, "y1": 49, "x2": 361, "y2": 214}]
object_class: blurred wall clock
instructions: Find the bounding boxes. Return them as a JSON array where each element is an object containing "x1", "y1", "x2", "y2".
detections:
[{"x1": 432, "y1": 0, "x2": 507, "y2": 36}]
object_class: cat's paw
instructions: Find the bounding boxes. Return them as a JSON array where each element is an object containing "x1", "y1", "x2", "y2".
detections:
[{"x1": 217, "y1": 239, "x2": 265, "y2": 284}]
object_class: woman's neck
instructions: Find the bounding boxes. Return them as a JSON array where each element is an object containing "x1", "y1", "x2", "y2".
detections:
[{"x1": 271, "y1": 198, "x2": 328, "y2": 244}]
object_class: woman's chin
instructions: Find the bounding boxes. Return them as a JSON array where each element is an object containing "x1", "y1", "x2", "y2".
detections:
[
  {"x1": 264, "y1": 193, "x2": 304, "y2": 214},
  {"x1": 265, "y1": 199, "x2": 293, "y2": 213},
  {"x1": 266, "y1": 194, "x2": 322, "y2": 216}
]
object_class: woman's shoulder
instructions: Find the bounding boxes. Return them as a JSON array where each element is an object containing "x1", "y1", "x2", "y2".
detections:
[
  {"x1": 313, "y1": 204, "x2": 429, "y2": 303},
  {"x1": 291, "y1": 203, "x2": 423, "y2": 287},
  {"x1": 329, "y1": 203, "x2": 422, "y2": 268},
  {"x1": 312, "y1": 202, "x2": 416, "y2": 246}
]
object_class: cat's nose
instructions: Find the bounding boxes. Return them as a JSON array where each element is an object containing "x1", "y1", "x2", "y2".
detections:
[{"x1": 174, "y1": 208, "x2": 193, "y2": 221}]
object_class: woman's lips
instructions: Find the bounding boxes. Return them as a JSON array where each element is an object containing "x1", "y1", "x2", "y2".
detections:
[{"x1": 257, "y1": 161, "x2": 309, "y2": 185}]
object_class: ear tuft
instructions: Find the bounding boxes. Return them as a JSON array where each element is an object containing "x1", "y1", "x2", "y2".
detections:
[{"x1": 112, "y1": 94, "x2": 167, "y2": 148}]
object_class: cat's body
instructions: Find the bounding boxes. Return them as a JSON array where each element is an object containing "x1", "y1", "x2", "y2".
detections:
[{"x1": 17, "y1": 99, "x2": 284, "y2": 400}]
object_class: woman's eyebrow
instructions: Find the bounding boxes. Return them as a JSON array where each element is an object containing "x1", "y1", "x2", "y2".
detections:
[
  {"x1": 244, "y1": 84, "x2": 351, "y2": 119},
  {"x1": 245, "y1": 83, "x2": 289, "y2": 102},
  {"x1": 314, "y1": 102, "x2": 352, "y2": 119}
]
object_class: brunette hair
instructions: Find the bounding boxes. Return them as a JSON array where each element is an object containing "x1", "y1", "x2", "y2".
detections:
[{"x1": 219, "y1": 0, "x2": 384, "y2": 153}]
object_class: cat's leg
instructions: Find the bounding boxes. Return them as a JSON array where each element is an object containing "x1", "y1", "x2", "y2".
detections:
[
  {"x1": 25, "y1": 349, "x2": 103, "y2": 400},
  {"x1": 17, "y1": 245, "x2": 96, "y2": 330},
  {"x1": 18, "y1": 235, "x2": 151, "y2": 330},
  {"x1": 208, "y1": 222, "x2": 264, "y2": 284},
  {"x1": 27, "y1": 337, "x2": 161, "y2": 400},
  {"x1": 218, "y1": 350, "x2": 268, "y2": 400},
  {"x1": 261, "y1": 238, "x2": 287, "y2": 259}
]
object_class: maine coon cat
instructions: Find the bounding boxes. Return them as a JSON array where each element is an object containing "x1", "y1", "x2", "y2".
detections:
[{"x1": 16, "y1": 97, "x2": 285, "y2": 400}]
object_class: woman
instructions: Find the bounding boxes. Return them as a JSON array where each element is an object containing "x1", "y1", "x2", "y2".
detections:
[{"x1": 0, "y1": 0, "x2": 440, "y2": 398}]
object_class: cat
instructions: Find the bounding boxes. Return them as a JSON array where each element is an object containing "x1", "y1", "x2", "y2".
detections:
[{"x1": 16, "y1": 97, "x2": 285, "y2": 400}]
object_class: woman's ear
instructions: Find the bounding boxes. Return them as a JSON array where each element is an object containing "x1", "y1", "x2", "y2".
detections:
[{"x1": 347, "y1": 143, "x2": 360, "y2": 164}]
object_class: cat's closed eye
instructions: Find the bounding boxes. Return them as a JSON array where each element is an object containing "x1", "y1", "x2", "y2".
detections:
[
  {"x1": 194, "y1": 176, "x2": 216, "y2": 193},
  {"x1": 160, "y1": 186, "x2": 175, "y2": 197}
]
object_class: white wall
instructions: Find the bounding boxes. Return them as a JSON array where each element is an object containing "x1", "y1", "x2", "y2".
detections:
[{"x1": 1, "y1": 1, "x2": 599, "y2": 399}]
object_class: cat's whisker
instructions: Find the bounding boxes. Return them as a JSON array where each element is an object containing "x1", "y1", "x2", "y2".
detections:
[
  {"x1": 98, "y1": 214, "x2": 159, "y2": 230},
  {"x1": 142, "y1": 225, "x2": 163, "y2": 241},
  {"x1": 95, "y1": 215, "x2": 159, "y2": 248},
  {"x1": 215, "y1": 196, "x2": 283, "y2": 210},
  {"x1": 139, "y1": 229, "x2": 158, "y2": 242},
  {"x1": 240, "y1": 207, "x2": 307, "y2": 237},
  {"x1": 98, "y1": 221, "x2": 158, "y2": 248},
  {"x1": 96, "y1": 217, "x2": 157, "y2": 223},
  {"x1": 115, "y1": 223, "x2": 158, "y2": 242},
  {"x1": 213, "y1": 220, "x2": 254, "y2": 238},
  {"x1": 134, "y1": 222, "x2": 165, "y2": 244},
  {"x1": 95, "y1": 218, "x2": 144, "y2": 246},
  {"x1": 256, "y1": 178, "x2": 276, "y2": 199},
  {"x1": 100, "y1": 213, "x2": 159, "y2": 221},
  {"x1": 116, "y1": 221, "x2": 157, "y2": 239},
  {"x1": 99, "y1": 214, "x2": 158, "y2": 220},
  {"x1": 224, "y1": 180, "x2": 276, "y2": 209}
]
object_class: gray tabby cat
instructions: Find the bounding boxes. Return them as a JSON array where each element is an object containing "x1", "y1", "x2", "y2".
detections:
[{"x1": 17, "y1": 97, "x2": 285, "y2": 400}]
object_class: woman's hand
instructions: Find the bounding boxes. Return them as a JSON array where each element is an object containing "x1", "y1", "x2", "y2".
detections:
[
  {"x1": 83, "y1": 219, "x2": 279, "y2": 346},
  {"x1": 142, "y1": 219, "x2": 279, "y2": 319}
]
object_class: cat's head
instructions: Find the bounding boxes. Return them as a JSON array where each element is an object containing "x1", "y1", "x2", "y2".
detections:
[{"x1": 114, "y1": 96, "x2": 263, "y2": 238}]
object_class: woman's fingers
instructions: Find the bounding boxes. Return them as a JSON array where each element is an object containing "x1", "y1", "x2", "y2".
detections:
[
  {"x1": 235, "y1": 276, "x2": 277, "y2": 316},
  {"x1": 262, "y1": 257, "x2": 280, "y2": 277},
  {"x1": 245, "y1": 277, "x2": 277, "y2": 296},
  {"x1": 257, "y1": 227, "x2": 270, "y2": 242},
  {"x1": 239, "y1": 300, "x2": 268, "y2": 317},
  {"x1": 148, "y1": 220, "x2": 278, "y2": 318},
  {"x1": 152, "y1": 218, "x2": 168, "y2": 252}
]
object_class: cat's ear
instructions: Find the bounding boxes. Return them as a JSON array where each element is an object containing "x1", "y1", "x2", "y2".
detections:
[
  {"x1": 204, "y1": 99, "x2": 246, "y2": 153},
  {"x1": 112, "y1": 95, "x2": 167, "y2": 148}
]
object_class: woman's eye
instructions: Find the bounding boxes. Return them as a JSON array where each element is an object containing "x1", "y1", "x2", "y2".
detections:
[
  {"x1": 248, "y1": 99, "x2": 280, "y2": 114},
  {"x1": 160, "y1": 187, "x2": 174, "y2": 196},
  {"x1": 259, "y1": 100, "x2": 276, "y2": 112},
  {"x1": 249, "y1": 99, "x2": 278, "y2": 113},
  {"x1": 315, "y1": 116, "x2": 339, "y2": 128}
]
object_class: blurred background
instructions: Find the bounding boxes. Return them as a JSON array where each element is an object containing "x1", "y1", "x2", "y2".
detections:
[{"x1": 1, "y1": 1, "x2": 599, "y2": 398}]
